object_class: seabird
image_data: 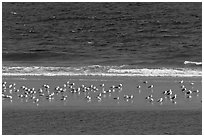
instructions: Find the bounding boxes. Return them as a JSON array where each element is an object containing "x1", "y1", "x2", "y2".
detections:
[
  {"x1": 157, "y1": 97, "x2": 163, "y2": 103},
  {"x1": 170, "y1": 94, "x2": 177, "y2": 101},
  {"x1": 186, "y1": 90, "x2": 192, "y2": 95},
  {"x1": 179, "y1": 80, "x2": 184, "y2": 84},
  {"x1": 148, "y1": 85, "x2": 154, "y2": 88},
  {"x1": 181, "y1": 88, "x2": 187, "y2": 92},
  {"x1": 186, "y1": 95, "x2": 192, "y2": 99},
  {"x1": 113, "y1": 97, "x2": 120, "y2": 100},
  {"x1": 193, "y1": 89, "x2": 199, "y2": 93}
]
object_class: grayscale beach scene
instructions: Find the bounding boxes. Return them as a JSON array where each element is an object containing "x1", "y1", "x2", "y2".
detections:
[{"x1": 2, "y1": 2, "x2": 202, "y2": 135}]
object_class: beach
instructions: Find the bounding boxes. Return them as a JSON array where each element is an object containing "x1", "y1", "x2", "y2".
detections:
[
  {"x1": 3, "y1": 108, "x2": 202, "y2": 135},
  {"x1": 2, "y1": 2, "x2": 201, "y2": 135},
  {"x1": 2, "y1": 75, "x2": 202, "y2": 135},
  {"x1": 2, "y1": 75, "x2": 202, "y2": 108}
]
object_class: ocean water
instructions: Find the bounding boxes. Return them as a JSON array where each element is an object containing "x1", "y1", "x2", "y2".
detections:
[{"x1": 2, "y1": 2, "x2": 202, "y2": 76}]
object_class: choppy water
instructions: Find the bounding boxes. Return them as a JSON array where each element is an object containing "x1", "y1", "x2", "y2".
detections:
[{"x1": 2, "y1": 2, "x2": 202, "y2": 76}]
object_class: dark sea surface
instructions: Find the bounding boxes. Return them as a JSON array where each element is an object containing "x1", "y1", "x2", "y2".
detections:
[
  {"x1": 2, "y1": 2, "x2": 202, "y2": 77},
  {"x1": 2, "y1": 108, "x2": 202, "y2": 135}
]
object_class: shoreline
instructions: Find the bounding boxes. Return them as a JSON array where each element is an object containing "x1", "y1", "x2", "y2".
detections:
[
  {"x1": 2, "y1": 64, "x2": 202, "y2": 77},
  {"x1": 2, "y1": 74, "x2": 202, "y2": 81}
]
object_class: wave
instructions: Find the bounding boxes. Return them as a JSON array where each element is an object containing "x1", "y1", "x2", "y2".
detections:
[
  {"x1": 184, "y1": 61, "x2": 202, "y2": 66},
  {"x1": 2, "y1": 65, "x2": 202, "y2": 77}
]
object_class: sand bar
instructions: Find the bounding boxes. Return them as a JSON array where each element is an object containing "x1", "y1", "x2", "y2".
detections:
[{"x1": 2, "y1": 75, "x2": 202, "y2": 110}]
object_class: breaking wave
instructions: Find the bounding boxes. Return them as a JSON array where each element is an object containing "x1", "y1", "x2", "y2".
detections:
[
  {"x1": 2, "y1": 65, "x2": 202, "y2": 77},
  {"x1": 184, "y1": 61, "x2": 202, "y2": 66}
]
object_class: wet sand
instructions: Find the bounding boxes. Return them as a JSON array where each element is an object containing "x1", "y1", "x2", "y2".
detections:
[
  {"x1": 2, "y1": 108, "x2": 202, "y2": 135},
  {"x1": 2, "y1": 75, "x2": 202, "y2": 109},
  {"x1": 2, "y1": 75, "x2": 202, "y2": 134}
]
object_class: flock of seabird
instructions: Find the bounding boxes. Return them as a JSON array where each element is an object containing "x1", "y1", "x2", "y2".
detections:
[{"x1": 2, "y1": 80, "x2": 201, "y2": 107}]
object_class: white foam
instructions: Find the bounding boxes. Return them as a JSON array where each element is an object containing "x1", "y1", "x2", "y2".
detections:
[
  {"x1": 184, "y1": 61, "x2": 202, "y2": 65},
  {"x1": 2, "y1": 66, "x2": 202, "y2": 77},
  {"x1": 107, "y1": 68, "x2": 201, "y2": 77}
]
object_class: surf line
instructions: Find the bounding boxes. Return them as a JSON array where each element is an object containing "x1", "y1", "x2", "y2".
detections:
[{"x1": 184, "y1": 61, "x2": 202, "y2": 65}]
